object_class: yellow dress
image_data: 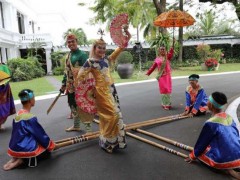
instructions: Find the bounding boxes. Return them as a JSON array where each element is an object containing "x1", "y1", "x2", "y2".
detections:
[{"x1": 77, "y1": 48, "x2": 126, "y2": 152}]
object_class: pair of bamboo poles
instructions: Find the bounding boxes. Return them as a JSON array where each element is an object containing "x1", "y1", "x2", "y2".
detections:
[{"x1": 54, "y1": 114, "x2": 193, "y2": 158}]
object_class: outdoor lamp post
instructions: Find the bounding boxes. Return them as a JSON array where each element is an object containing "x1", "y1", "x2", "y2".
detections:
[{"x1": 133, "y1": 42, "x2": 143, "y2": 75}]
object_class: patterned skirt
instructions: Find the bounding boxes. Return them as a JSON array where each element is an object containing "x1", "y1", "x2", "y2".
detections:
[{"x1": 0, "y1": 83, "x2": 16, "y2": 124}]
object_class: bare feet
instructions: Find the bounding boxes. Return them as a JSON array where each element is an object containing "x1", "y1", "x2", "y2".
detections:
[
  {"x1": 0, "y1": 125, "x2": 5, "y2": 131},
  {"x1": 227, "y1": 169, "x2": 240, "y2": 179},
  {"x1": 67, "y1": 113, "x2": 73, "y2": 119},
  {"x1": 3, "y1": 158, "x2": 23, "y2": 171},
  {"x1": 65, "y1": 126, "x2": 81, "y2": 132}
]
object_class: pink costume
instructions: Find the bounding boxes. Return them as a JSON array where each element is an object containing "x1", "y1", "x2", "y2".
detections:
[{"x1": 146, "y1": 48, "x2": 174, "y2": 109}]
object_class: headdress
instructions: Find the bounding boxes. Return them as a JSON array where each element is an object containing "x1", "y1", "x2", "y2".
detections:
[
  {"x1": 94, "y1": 28, "x2": 106, "y2": 46},
  {"x1": 66, "y1": 34, "x2": 77, "y2": 41},
  {"x1": 19, "y1": 90, "x2": 34, "y2": 102},
  {"x1": 209, "y1": 95, "x2": 224, "y2": 109},
  {"x1": 188, "y1": 74, "x2": 199, "y2": 81}
]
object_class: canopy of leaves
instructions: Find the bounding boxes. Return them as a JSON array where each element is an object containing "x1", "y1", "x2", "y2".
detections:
[{"x1": 63, "y1": 28, "x2": 88, "y2": 45}]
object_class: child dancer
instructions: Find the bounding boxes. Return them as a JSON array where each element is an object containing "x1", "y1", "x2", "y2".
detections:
[{"x1": 3, "y1": 89, "x2": 58, "y2": 170}]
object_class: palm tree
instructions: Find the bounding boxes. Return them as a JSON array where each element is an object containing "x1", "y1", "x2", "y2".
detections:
[
  {"x1": 178, "y1": 0, "x2": 183, "y2": 62},
  {"x1": 79, "y1": 0, "x2": 168, "y2": 39},
  {"x1": 63, "y1": 28, "x2": 88, "y2": 45},
  {"x1": 198, "y1": 10, "x2": 216, "y2": 35}
]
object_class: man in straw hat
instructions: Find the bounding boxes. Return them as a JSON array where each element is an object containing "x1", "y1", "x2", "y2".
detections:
[{"x1": 60, "y1": 34, "x2": 94, "y2": 133}]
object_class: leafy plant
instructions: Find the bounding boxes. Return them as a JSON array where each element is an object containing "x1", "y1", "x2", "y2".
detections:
[
  {"x1": 210, "y1": 49, "x2": 223, "y2": 61},
  {"x1": 149, "y1": 33, "x2": 171, "y2": 55},
  {"x1": 7, "y1": 57, "x2": 45, "y2": 82},
  {"x1": 116, "y1": 51, "x2": 133, "y2": 64},
  {"x1": 196, "y1": 43, "x2": 211, "y2": 62}
]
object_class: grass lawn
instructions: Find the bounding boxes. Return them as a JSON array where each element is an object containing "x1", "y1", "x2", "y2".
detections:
[
  {"x1": 10, "y1": 63, "x2": 240, "y2": 100},
  {"x1": 10, "y1": 77, "x2": 56, "y2": 100}
]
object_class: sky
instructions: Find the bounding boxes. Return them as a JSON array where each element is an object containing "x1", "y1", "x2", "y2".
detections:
[
  {"x1": 29, "y1": 0, "x2": 240, "y2": 45},
  {"x1": 29, "y1": 0, "x2": 142, "y2": 44}
]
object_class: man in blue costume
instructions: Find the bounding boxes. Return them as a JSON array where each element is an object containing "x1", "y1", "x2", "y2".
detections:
[{"x1": 185, "y1": 91, "x2": 240, "y2": 179}]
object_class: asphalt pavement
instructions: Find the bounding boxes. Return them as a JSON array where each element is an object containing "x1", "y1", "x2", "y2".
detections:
[{"x1": 1, "y1": 72, "x2": 240, "y2": 180}]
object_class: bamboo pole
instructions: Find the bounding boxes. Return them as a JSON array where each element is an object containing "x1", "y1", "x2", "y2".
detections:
[
  {"x1": 126, "y1": 132, "x2": 188, "y2": 158},
  {"x1": 55, "y1": 114, "x2": 188, "y2": 145},
  {"x1": 55, "y1": 133, "x2": 99, "y2": 149},
  {"x1": 133, "y1": 128, "x2": 193, "y2": 151},
  {"x1": 126, "y1": 115, "x2": 188, "y2": 130},
  {"x1": 55, "y1": 131, "x2": 100, "y2": 144}
]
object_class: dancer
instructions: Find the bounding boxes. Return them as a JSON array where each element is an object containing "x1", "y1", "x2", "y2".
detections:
[
  {"x1": 182, "y1": 74, "x2": 208, "y2": 117},
  {"x1": 77, "y1": 28, "x2": 131, "y2": 153},
  {"x1": 60, "y1": 34, "x2": 94, "y2": 133},
  {"x1": 3, "y1": 89, "x2": 58, "y2": 170},
  {"x1": 0, "y1": 63, "x2": 15, "y2": 130},
  {"x1": 185, "y1": 91, "x2": 240, "y2": 179},
  {"x1": 146, "y1": 42, "x2": 174, "y2": 110}
]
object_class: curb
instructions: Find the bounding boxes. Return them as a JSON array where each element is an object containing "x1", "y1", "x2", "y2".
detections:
[{"x1": 14, "y1": 72, "x2": 240, "y2": 123}]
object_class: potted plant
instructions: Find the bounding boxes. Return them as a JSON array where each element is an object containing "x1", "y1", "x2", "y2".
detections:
[{"x1": 116, "y1": 51, "x2": 134, "y2": 79}]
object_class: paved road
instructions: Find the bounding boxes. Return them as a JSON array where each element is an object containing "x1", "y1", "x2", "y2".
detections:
[{"x1": 1, "y1": 73, "x2": 240, "y2": 180}]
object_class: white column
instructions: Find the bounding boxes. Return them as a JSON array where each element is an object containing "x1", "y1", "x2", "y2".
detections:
[
  {"x1": 1, "y1": 48, "x2": 7, "y2": 63},
  {"x1": 45, "y1": 48, "x2": 52, "y2": 75}
]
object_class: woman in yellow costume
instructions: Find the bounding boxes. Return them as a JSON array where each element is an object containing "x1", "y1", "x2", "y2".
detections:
[{"x1": 77, "y1": 29, "x2": 131, "y2": 153}]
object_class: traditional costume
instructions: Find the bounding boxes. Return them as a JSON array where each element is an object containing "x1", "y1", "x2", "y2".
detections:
[
  {"x1": 146, "y1": 48, "x2": 174, "y2": 109},
  {"x1": 77, "y1": 47, "x2": 126, "y2": 153},
  {"x1": 63, "y1": 35, "x2": 95, "y2": 132},
  {"x1": 189, "y1": 112, "x2": 240, "y2": 169},
  {"x1": 0, "y1": 64, "x2": 15, "y2": 127},
  {"x1": 7, "y1": 109, "x2": 55, "y2": 167},
  {"x1": 184, "y1": 74, "x2": 208, "y2": 115}
]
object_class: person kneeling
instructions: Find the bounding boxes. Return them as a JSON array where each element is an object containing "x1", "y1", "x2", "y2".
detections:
[
  {"x1": 185, "y1": 91, "x2": 240, "y2": 179},
  {"x1": 3, "y1": 89, "x2": 58, "y2": 171},
  {"x1": 182, "y1": 74, "x2": 208, "y2": 117}
]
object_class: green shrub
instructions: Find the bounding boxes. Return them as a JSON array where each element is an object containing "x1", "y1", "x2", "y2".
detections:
[
  {"x1": 51, "y1": 51, "x2": 67, "y2": 69},
  {"x1": 196, "y1": 44, "x2": 211, "y2": 61},
  {"x1": 53, "y1": 66, "x2": 64, "y2": 75},
  {"x1": 7, "y1": 57, "x2": 45, "y2": 82},
  {"x1": 116, "y1": 51, "x2": 133, "y2": 64}
]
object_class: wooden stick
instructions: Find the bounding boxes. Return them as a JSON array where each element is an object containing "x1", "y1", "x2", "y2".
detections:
[
  {"x1": 47, "y1": 92, "x2": 62, "y2": 114},
  {"x1": 126, "y1": 132, "x2": 188, "y2": 158},
  {"x1": 133, "y1": 128, "x2": 193, "y2": 151}
]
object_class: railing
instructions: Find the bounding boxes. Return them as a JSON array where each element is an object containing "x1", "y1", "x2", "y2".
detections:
[{"x1": 0, "y1": 28, "x2": 52, "y2": 47}]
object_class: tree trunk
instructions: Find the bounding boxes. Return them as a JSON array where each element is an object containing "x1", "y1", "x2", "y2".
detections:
[
  {"x1": 178, "y1": 0, "x2": 184, "y2": 62},
  {"x1": 153, "y1": 0, "x2": 167, "y2": 34}
]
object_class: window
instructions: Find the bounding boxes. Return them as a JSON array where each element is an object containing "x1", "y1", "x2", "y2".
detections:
[
  {"x1": 5, "y1": 48, "x2": 8, "y2": 60},
  {"x1": 17, "y1": 11, "x2": 25, "y2": 34},
  {"x1": 0, "y1": 2, "x2": 4, "y2": 28}
]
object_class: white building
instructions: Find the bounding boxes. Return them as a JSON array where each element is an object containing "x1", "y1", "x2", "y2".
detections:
[{"x1": 0, "y1": 0, "x2": 69, "y2": 74}]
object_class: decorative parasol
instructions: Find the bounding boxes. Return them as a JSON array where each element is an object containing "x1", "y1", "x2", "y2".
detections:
[
  {"x1": 154, "y1": 10, "x2": 195, "y2": 39},
  {"x1": 154, "y1": 10, "x2": 195, "y2": 27},
  {"x1": 110, "y1": 13, "x2": 129, "y2": 48},
  {"x1": 0, "y1": 64, "x2": 11, "y2": 85}
]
